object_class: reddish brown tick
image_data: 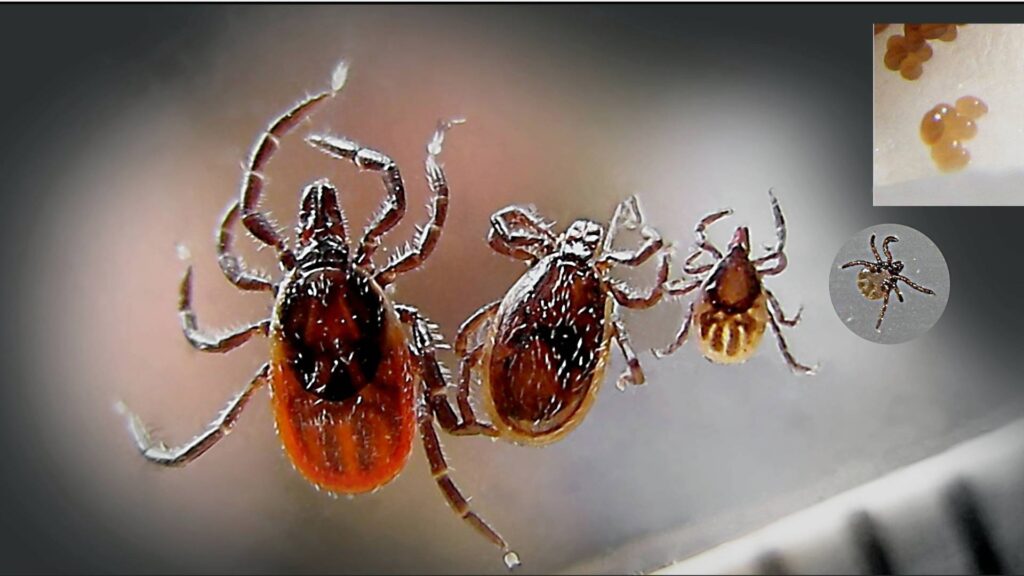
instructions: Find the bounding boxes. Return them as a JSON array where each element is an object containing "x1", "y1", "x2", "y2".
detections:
[
  {"x1": 116, "y1": 63, "x2": 518, "y2": 567},
  {"x1": 653, "y1": 190, "x2": 816, "y2": 374},
  {"x1": 445, "y1": 197, "x2": 671, "y2": 445}
]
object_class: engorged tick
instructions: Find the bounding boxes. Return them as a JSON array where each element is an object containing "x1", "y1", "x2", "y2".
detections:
[
  {"x1": 443, "y1": 197, "x2": 671, "y2": 445},
  {"x1": 115, "y1": 62, "x2": 518, "y2": 567},
  {"x1": 653, "y1": 190, "x2": 816, "y2": 374},
  {"x1": 839, "y1": 233, "x2": 935, "y2": 331}
]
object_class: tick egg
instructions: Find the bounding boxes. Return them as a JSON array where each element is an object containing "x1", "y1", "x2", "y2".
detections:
[{"x1": 920, "y1": 96, "x2": 987, "y2": 173}]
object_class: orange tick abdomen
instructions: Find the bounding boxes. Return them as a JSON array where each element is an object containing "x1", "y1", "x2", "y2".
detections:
[
  {"x1": 483, "y1": 256, "x2": 613, "y2": 445},
  {"x1": 270, "y1": 265, "x2": 416, "y2": 494}
]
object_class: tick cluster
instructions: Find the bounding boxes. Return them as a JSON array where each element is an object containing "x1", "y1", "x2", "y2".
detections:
[{"x1": 118, "y1": 63, "x2": 816, "y2": 569}]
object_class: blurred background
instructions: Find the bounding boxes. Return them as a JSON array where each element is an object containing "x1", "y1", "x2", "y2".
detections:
[{"x1": 1, "y1": 5, "x2": 1022, "y2": 575}]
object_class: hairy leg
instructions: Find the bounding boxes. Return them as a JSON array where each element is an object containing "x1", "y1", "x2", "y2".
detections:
[
  {"x1": 215, "y1": 200, "x2": 276, "y2": 292},
  {"x1": 653, "y1": 301, "x2": 696, "y2": 358},
  {"x1": 375, "y1": 119, "x2": 463, "y2": 286},
  {"x1": 178, "y1": 266, "x2": 270, "y2": 352},
  {"x1": 117, "y1": 363, "x2": 270, "y2": 466}
]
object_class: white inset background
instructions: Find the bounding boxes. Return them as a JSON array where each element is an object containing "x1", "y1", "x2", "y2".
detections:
[{"x1": 873, "y1": 24, "x2": 1024, "y2": 205}]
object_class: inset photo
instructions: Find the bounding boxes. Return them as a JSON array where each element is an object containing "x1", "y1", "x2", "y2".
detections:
[
  {"x1": 830, "y1": 224, "x2": 950, "y2": 344},
  {"x1": 873, "y1": 24, "x2": 1024, "y2": 206}
]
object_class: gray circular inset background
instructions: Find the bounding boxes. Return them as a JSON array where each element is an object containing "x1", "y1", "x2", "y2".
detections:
[{"x1": 829, "y1": 224, "x2": 950, "y2": 344}]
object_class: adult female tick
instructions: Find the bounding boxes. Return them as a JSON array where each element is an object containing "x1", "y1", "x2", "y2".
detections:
[{"x1": 116, "y1": 63, "x2": 518, "y2": 567}]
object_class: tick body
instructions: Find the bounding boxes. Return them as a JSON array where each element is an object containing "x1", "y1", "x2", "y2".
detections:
[
  {"x1": 484, "y1": 252, "x2": 614, "y2": 441},
  {"x1": 690, "y1": 234, "x2": 770, "y2": 364},
  {"x1": 840, "y1": 233, "x2": 935, "y2": 331},
  {"x1": 856, "y1": 269, "x2": 888, "y2": 300},
  {"x1": 117, "y1": 63, "x2": 517, "y2": 566},
  {"x1": 449, "y1": 197, "x2": 670, "y2": 445},
  {"x1": 271, "y1": 262, "x2": 415, "y2": 492},
  {"x1": 654, "y1": 190, "x2": 816, "y2": 374}
]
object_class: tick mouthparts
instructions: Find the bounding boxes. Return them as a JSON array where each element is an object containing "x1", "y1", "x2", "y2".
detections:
[{"x1": 730, "y1": 226, "x2": 750, "y2": 249}]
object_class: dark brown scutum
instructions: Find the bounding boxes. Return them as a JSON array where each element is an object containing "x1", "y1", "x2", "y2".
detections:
[
  {"x1": 276, "y1": 267, "x2": 387, "y2": 401},
  {"x1": 488, "y1": 257, "x2": 608, "y2": 437},
  {"x1": 706, "y1": 247, "x2": 761, "y2": 314}
]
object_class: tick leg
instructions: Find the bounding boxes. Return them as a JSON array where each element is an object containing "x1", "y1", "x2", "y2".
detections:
[
  {"x1": 764, "y1": 288, "x2": 802, "y2": 327},
  {"x1": 449, "y1": 302, "x2": 503, "y2": 436},
  {"x1": 652, "y1": 301, "x2": 695, "y2": 358},
  {"x1": 606, "y1": 252, "x2": 670, "y2": 309},
  {"x1": 754, "y1": 189, "x2": 789, "y2": 275},
  {"x1": 305, "y1": 134, "x2": 405, "y2": 272},
  {"x1": 894, "y1": 275, "x2": 935, "y2": 295},
  {"x1": 216, "y1": 200, "x2": 276, "y2": 292},
  {"x1": 893, "y1": 283, "x2": 905, "y2": 302},
  {"x1": 756, "y1": 250, "x2": 788, "y2": 277},
  {"x1": 452, "y1": 302, "x2": 505, "y2": 436},
  {"x1": 418, "y1": 403, "x2": 516, "y2": 563},
  {"x1": 455, "y1": 301, "x2": 500, "y2": 356},
  {"x1": 876, "y1": 290, "x2": 891, "y2": 331},
  {"x1": 117, "y1": 363, "x2": 270, "y2": 466},
  {"x1": 600, "y1": 196, "x2": 663, "y2": 267},
  {"x1": 664, "y1": 277, "x2": 702, "y2": 297},
  {"x1": 682, "y1": 208, "x2": 731, "y2": 273},
  {"x1": 603, "y1": 195, "x2": 645, "y2": 252},
  {"x1": 450, "y1": 343, "x2": 501, "y2": 437},
  {"x1": 767, "y1": 307, "x2": 816, "y2": 374},
  {"x1": 395, "y1": 305, "x2": 460, "y2": 432},
  {"x1": 598, "y1": 195, "x2": 638, "y2": 254},
  {"x1": 840, "y1": 260, "x2": 880, "y2": 271},
  {"x1": 375, "y1": 119, "x2": 463, "y2": 287},
  {"x1": 682, "y1": 250, "x2": 714, "y2": 276},
  {"x1": 242, "y1": 87, "x2": 340, "y2": 271},
  {"x1": 179, "y1": 266, "x2": 270, "y2": 352},
  {"x1": 694, "y1": 207, "x2": 732, "y2": 259},
  {"x1": 488, "y1": 205, "x2": 556, "y2": 263},
  {"x1": 599, "y1": 228, "x2": 663, "y2": 268},
  {"x1": 398, "y1": 305, "x2": 498, "y2": 438},
  {"x1": 881, "y1": 235, "x2": 899, "y2": 264},
  {"x1": 611, "y1": 312, "x2": 645, "y2": 389},
  {"x1": 869, "y1": 234, "x2": 882, "y2": 263}
]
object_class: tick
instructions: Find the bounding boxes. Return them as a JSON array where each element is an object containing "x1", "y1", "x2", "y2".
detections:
[
  {"x1": 839, "y1": 233, "x2": 935, "y2": 331},
  {"x1": 445, "y1": 197, "x2": 670, "y2": 445},
  {"x1": 116, "y1": 63, "x2": 518, "y2": 566},
  {"x1": 653, "y1": 190, "x2": 816, "y2": 374}
]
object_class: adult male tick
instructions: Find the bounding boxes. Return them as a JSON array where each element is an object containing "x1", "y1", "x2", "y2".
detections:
[{"x1": 448, "y1": 197, "x2": 671, "y2": 445}]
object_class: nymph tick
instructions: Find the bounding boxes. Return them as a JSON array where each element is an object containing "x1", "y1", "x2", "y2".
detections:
[{"x1": 653, "y1": 190, "x2": 815, "y2": 374}]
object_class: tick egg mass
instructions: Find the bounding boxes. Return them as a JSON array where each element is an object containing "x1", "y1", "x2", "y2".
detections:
[
  {"x1": 880, "y1": 24, "x2": 964, "y2": 81},
  {"x1": 920, "y1": 96, "x2": 988, "y2": 173}
]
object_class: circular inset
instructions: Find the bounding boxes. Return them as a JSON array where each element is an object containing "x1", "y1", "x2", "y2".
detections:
[{"x1": 830, "y1": 224, "x2": 950, "y2": 344}]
